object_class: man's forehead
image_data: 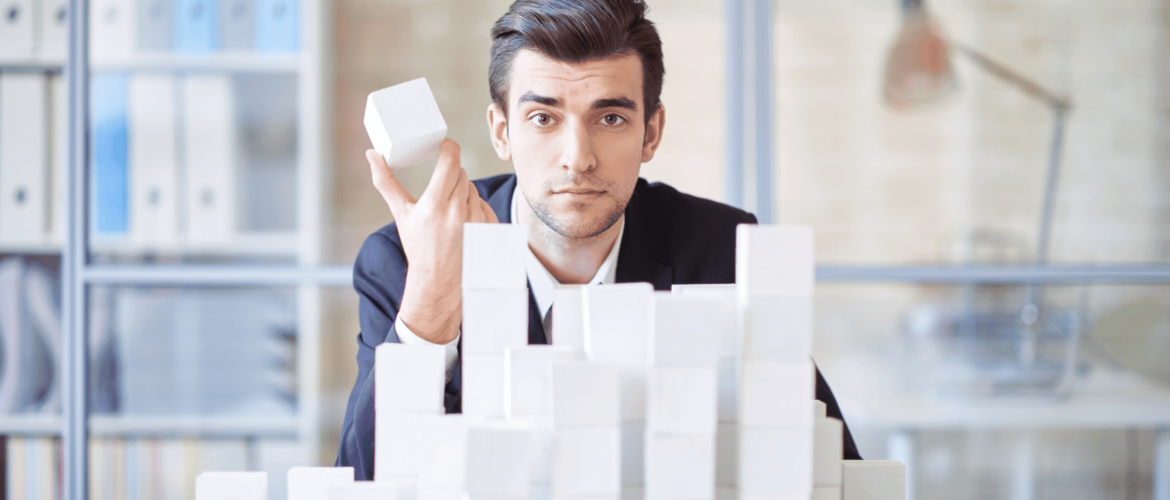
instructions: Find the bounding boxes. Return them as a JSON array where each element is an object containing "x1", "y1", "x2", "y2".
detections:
[{"x1": 509, "y1": 49, "x2": 643, "y2": 105}]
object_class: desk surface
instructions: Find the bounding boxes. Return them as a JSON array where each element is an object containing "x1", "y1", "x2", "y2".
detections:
[{"x1": 824, "y1": 350, "x2": 1170, "y2": 430}]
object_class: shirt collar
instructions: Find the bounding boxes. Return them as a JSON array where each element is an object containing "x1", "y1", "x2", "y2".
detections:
[{"x1": 511, "y1": 185, "x2": 624, "y2": 335}]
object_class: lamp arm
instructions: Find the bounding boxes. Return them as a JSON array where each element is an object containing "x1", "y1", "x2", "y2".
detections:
[{"x1": 953, "y1": 43, "x2": 1070, "y2": 111}]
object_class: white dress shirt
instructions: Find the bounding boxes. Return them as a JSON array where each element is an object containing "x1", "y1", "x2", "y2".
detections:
[{"x1": 395, "y1": 185, "x2": 625, "y2": 380}]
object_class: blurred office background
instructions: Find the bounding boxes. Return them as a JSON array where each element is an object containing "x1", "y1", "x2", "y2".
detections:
[{"x1": 0, "y1": 0, "x2": 1167, "y2": 499}]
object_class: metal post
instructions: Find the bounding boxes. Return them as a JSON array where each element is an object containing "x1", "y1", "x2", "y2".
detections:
[
  {"x1": 753, "y1": 0, "x2": 774, "y2": 223},
  {"x1": 724, "y1": 0, "x2": 744, "y2": 210},
  {"x1": 62, "y1": 0, "x2": 90, "y2": 498}
]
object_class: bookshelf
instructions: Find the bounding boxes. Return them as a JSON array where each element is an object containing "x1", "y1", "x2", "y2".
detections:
[{"x1": 0, "y1": 0, "x2": 339, "y2": 497}]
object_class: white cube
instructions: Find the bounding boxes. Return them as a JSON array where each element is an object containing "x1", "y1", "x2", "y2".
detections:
[
  {"x1": 671, "y1": 284, "x2": 738, "y2": 359},
  {"x1": 735, "y1": 225, "x2": 814, "y2": 300},
  {"x1": 814, "y1": 418, "x2": 844, "y2": 487},
  {"x1": 288, "y1": 467, "x2": 354, "y2": 500},
  {"x1": 196, "y1": 472, "x2": 267, "y2": 500},
  {"x1": 715, "y1": 423, "x2": 738, "y2": 488},
  {"x1": 841, "y1": 461, "x2": 905, "y2": 500},
  {"x1": 621, "y1": 420, "x2": 645, "y2": 487},
  {"x1": 814, "y1": 400, "x2": 827, "y2": 419},
  {"x1": 644, "y1": 433, "x2": 716, "y2": 500},
  {"x1": 329, "y1": 482, "x2": 397, "y2": 500},
  {"x1": 740, "y1": 360, "x2": 814, "y2": 428},
  {"x1": 552, "y1": 427, "x2": 621, "y2": 497},
  {"x1": 466, "y1": 423, "x2": 534, "y2": 499},
  {"x1": 506, "y1": 345, "x2": 576, "y2": 419},
  {"x1": 379, "y1": 476, "x2": 418, "y2": 500},
  {"x1": 622, "y1": 486, "x2": 644, "y2": 500},
  {"x1": 552, "y1": 286, "x2": 586, "y2": 354},
  {"x1": 419, "y1": 486, "x2": 465, "y2": 500},
  {"x1": 463, "y1": 288, "x2": 529, "y2": 356},
  {"x1": 717, "y1": 358, "x2": 739, "y2": 423},
  {"x1": 813, "y1": 486, "x2": 842, "y2": 500},
  {"x1": 716, "y1": 487, "x2": 736, "y2": 500},
  {"x1": 739, "y1": 426, "x2": 813, "y2": 497},
  {"x1": 620, "y1": 366, "x2": 649, "y2": 423},
  {"x1": 364, "y1": 78, "x2": 447, "y2": 169},
  {"x1": 376, "y1": 412, "x2": 431, "y2": 478},
  {"x1": 552, "y1": 361, "x2": 621, "y2": 427},
  {"x1": 583, "y1": 283, "x2": 653, "y2": 363},
  {"x1": 741, "y1": 297, "x2": 812, "y2": 362},
  {"x1": 523, "y1": 420, "x2": 557, "y2": 484},
  {"x1": 420, "y1": 416, "x2": 470, "y2": 489},
  {"x1": 650, "y1": 293, "x2": 722, "y2": 367},
  {"x1": 376, "y1": 343, "x2": 447, "y2": 413},
  {"x1": 647, "y1": 367, "x2": 717, "y2": 434},
  {"x1": 463, "y1": 354, "x2": 506, "y2": 418},
  {"x1": 463, "y1": 223, "x2": 528, "y2": 290}
]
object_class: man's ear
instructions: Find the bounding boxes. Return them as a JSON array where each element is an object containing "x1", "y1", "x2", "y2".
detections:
[
  {"x1": 487, "y1": 102, "x2": 511, "y2": 161},
  {"x1": 641, "y1": 103, "x2": 665, "y2": 163}
]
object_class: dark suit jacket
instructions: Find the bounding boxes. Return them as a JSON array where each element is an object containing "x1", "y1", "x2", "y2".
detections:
[{"x1": 336, "y1": 174, "x2": 862, "y2": 478}]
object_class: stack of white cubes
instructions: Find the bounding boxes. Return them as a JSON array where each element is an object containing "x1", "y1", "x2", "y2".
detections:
[
  {"x1": 193, "y1": 222, "x2": 911, "y2": 500},
  {"x1": 551, "y1": 361, "x2": 622, "y2": 500},
  {"x1": 581, "y1": 283, "x2": 655, "y2": 499},
  {"x1": 462, "y1": 223, "x2": 530, "y2": 417},
  {"x1": 373, "y1": 341, "x2": 447, "y2": 496},
  {"x1": 645, "y1": 293, "x2": 721, "y2": 500},
  {"x1": 671, "y1": 284, "x2": 740, "y2": 500},
  {"x1": 736, "y1": 225, "x2": 817, "y2": 499}
]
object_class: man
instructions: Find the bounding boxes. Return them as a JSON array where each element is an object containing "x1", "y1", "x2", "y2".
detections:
[{"x1": 337, "y1": 0, "x2": 861, "y2": 477}]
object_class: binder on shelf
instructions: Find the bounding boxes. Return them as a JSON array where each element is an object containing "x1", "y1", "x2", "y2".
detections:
[
  {"x1": 173, "y1": 0, "x2": 218, "y2": 53},
  {"x1": 49, "y1": 73, "x2": 66, "y2": 242},
  {"x1": 90, "y1": 0, "x2": 135, "y2": 63},
  {"x1": 220, "y1": 0, "x2": 253, "y2": 51},
  {"x1": 255, "y1": 0, "x2": 297, "y2": 52},
  {"x1": 91, "y1": 72, "x2": 129, "y2": 236},
  {"x1": 0, "y1": 72, "x2": 49, "y2": 242},
  {"x1": 38, "y1": 0, "x2": 68, "y2": 59},
  {"x1": 0, "y1": 0, "x2": 36, "y2": 57},
  {"x1": 182, "y1": 74, "x2": 235, "y2": 244},
  {"x1": 128, "y1": 74, "x2": 179, "y2": 245},
  {"x1": 136, "y1": 0, "x2": 172, "y2": 52}
]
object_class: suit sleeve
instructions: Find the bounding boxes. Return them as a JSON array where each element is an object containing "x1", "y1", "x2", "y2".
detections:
[
  {"x1": 335, "y1": 230, "x2": 409, "y2": 479},
  {"x1": 814, "y1": 365, "x2": 863, "y2": 460}
]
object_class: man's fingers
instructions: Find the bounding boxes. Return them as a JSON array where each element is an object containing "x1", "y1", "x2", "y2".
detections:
[
  {"x1": 478, "y1": 194, "x2": 499, "y2": 223},
  {"x1": 422, "y1": 139, "x2": 463, "y2": 202},
  {"x1": 452, "y1": 167, "x2": 470, "y2": 215},
  {"x1": 367, "y1": 149, "x2": 416, "y2": 217}
]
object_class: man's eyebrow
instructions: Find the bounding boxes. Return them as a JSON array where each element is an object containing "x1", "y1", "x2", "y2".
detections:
[
  {"x1": 593, "y1": 97, "x2": 637, "y2": 111},
  {"x1": 517, "y1": 91, "x2": 559, "y2": 107}
]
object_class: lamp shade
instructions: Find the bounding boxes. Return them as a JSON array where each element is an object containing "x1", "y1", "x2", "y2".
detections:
[{"x1": 882, "y1": 9, "x2": 957, "y2": 111}]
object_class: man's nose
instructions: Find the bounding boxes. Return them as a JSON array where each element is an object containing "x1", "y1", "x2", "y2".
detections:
[{"x1": 559, "y1": 119, "x2": 597, "y2": 173}]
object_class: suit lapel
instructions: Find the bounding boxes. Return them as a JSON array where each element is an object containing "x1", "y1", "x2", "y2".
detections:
[{"x1": 615, "y1": 181, "x2": 674, "y2": 290}]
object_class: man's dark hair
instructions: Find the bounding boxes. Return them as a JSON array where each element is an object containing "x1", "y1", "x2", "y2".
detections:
[{"x1": 489, "y1": 0, "x2": 664, "y2": 124}]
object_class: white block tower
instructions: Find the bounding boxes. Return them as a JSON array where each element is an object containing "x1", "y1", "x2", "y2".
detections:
[
  {"x1": 550, "y1": 361, "x2": 622, "y2": 500},
  {"x1": 582, "y1": 283, "x2": 655, "y2": 499},
  {"x1": 736, "y1": 225, "x2": 816, "y2": 499},
  {"x1": 462, "y1": 222, "x2": 529, "y2": 418},
  {"x1": 374, "y1": 342, "x2": 447, "y2": 496},
  {"x1": 644, "y1": 293, "x2": 722, "y2": 500}
]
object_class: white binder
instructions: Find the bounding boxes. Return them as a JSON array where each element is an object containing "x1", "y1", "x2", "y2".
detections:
[
  {"x1": 0, "y1": 72, "x2": 49, "y2": 242},
  {"x1": 38, "y1": 0, "x2": 68, "y2": 59},
  {"x1": 129, "y1": 74, "x2": 178, "y2": 245},
  {"x1": 49, "y1": 73, "x2": 66, "y2": 241},
  {"x1": 182, "y1": 75, "x2": 236, "y2": 244},
  {"x1": 0, "y1": 0, "x2": 36, "y2": 57},
  {"x1": 89, "y1": 0, "x2": 135, "y2": 63}
]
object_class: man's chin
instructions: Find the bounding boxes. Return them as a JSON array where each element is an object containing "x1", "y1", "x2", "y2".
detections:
[{"x1": 542, "y1": 210, "x2": 622, "y2": 240}]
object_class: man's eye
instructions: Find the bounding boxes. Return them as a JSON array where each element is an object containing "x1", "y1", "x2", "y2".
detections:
[
  {"x1": 602, "y1": 114, "x2": 625, "y2": 126},
  {"x1": 530, "y1": 114, "x2": 553, "y2": 126}
]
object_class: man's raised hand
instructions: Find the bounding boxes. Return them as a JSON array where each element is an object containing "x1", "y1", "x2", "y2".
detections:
[{"x1": 366, "y1": 138, "x2": 498, "y2": 344}]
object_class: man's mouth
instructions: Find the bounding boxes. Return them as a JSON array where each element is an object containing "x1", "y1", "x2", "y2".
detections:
[{"x1": 553, "y1": 188, "x2": 605, "y2": 196}]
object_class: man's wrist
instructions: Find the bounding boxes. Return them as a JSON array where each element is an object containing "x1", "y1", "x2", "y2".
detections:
[{"x1": 399, "y1": 281, "x2": 461, "y2": 344}]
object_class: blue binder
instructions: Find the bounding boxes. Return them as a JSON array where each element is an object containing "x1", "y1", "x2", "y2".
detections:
[
  {"x1": 255, "y1": 0, "x2": 298, "y2": 52},
  {"x1": 91, "y1": 74, "x2": 129, "y2": 236},
  {"x1": 173, "y1": 0, "x2": 218, "y2": 52}
]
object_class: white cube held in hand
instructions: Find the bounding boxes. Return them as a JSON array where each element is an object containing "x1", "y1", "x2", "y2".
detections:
[
  {"x1": 842, "y1": 461, "x2": 906, "y2": 500},
  {"x1": 364, "y1": 78, "x2": 448, "y2": 169},
  {"x1": 375, "y1": 343, "x2": 447, "y2": 413},
  {"x1": 463, "y1": 223, "x2": 528, "y2": 290},
  {"x1": 288, "y1": 467, "x2": 354, "y2": 500},
  {"x1": 196, "y1": 472, "x2": 267, "y2": 500}
]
